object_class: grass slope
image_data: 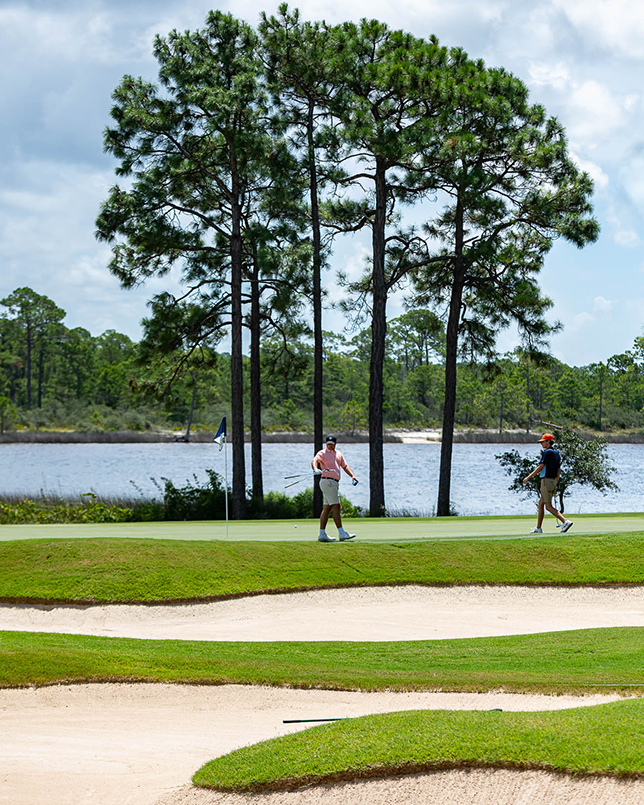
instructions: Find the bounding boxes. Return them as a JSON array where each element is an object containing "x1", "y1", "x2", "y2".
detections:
[
  {"x1": 192, "y1": 699, "x2": 644, "y2": 791},
  {"x1": 2, "y1": 533, "x2": 644, "y2": 603},
  {"x1": 2, "y1": 628, "x2": 644, "y2": 692}
]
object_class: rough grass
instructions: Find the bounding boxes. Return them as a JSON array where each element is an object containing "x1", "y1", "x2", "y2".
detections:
[
  {"x1": 2, "y1": 533, "x2": 644, "y2": 603},
  {"x1": 192, "y1": 699, "x2": 644, "y2": 791},
  {"x1": 2, "y1": 627, "x2": 644, "y2": 693}
]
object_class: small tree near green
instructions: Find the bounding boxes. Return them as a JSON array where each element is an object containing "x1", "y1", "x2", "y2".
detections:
[
  {"x1": 496, "y1": 430, "x2": 618, "y2": 514},
  {"x1": 0, "y1": 396, "x2": 16, "y2": 434}
]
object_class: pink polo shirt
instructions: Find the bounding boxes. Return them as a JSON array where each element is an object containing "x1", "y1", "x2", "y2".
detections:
[{"x1": 314, "y1": 447, "x2": 347, "y2": 480}]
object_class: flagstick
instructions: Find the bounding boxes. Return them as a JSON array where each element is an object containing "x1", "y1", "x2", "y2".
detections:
[{"x1": 224, "y1": 432, "x2": 229, "y2": 539}]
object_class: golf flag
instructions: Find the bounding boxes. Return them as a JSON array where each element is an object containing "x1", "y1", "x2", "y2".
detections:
[{"x1": 213, "y1": 417, "x2": 226, "y2": 450}]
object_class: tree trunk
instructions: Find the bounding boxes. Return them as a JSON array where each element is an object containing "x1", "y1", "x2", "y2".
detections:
[
  {"x1": 250, "y1": 256, "x2": 263, "y2": 501},
  {"x1": 308, "y1": 99, "x2": 324, "y2": 517},
  {"x1": 525, "y1": 361, "x2": 531, "y2": 433},
  {"x1": 26, "y1": 324, "x2": 32, "y2": 410},
  {"x1": 37, "y1": 346, "x2": 44, "y2": 409},
  {"x1": 230, "y1": 174, "x2": 246, "y2": 520},
  {"x1": 369, "y1": 158, "x2": 387, "y2": 516},
  {"x1": 499, "y1": 394, "x2": 504, "y2": 434},
  {"x1": 184, "y1": 378, "x2": 196, "y2": 441},
  {"x1": 437, "y1": 196, "x2": 465, "y2": 517}
]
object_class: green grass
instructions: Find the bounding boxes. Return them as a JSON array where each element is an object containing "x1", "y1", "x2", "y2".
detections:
[
  {"x1": 1, "y1": 512, "x2": 644, "y2": 543},
  {"x1": 2, "y1": 532, "x2": 644, "y2": 603},
  {"x1": 192, "y1": 699, "x2": 644, "y2": 791},
  {"x1": 2, "y1": 627, "x2": 644, "y2": 692}
]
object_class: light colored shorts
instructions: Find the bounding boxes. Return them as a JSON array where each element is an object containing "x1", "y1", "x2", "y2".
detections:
[
  {"x1": 320, "y1": 478, "x2": 340, "y2": 506},
  {"x1": 540, "y1": 477, "x2": 557, "y2": 505}
]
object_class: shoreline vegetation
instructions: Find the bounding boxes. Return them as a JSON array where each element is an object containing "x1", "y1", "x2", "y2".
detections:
[{"x1": 2, "y1": 427, "x2": 644, "y2": 444}]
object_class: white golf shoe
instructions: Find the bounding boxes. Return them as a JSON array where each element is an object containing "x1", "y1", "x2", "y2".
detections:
[
  {"x1": 338, "y1": 529, "x2": 356, "y2": 541},
  {"x1": 561, "y1": 520, "x2": 573, "y2": 533},
  {"x1": 318, "y1": 532, "x2": 336, "y2": 542},
  {"x1": 529, "y1": 527, "x2": 543, "y2": 534}
]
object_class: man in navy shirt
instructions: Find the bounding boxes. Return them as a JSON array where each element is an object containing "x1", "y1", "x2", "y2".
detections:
[{"x1": 523, "y1": 433, "x2": 573, "y2": 534}]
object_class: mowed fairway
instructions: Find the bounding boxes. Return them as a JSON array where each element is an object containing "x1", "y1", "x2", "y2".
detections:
[{"x1": 1, "y1": 511, "x2": 643, "y2": 542}]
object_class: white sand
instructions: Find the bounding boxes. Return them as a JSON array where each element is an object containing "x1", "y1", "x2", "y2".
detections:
[
  {"x1": 154, "y1": 768, "x2": 644, "y2": 805},
  {"x1": 2, "y1": 586, "x2": 643, "y2": 805},
  {"x1": 0, "y1": 684, "x2": 628, "y2": 805},
  {"x1": 4, "y1": 584, "x2": 644, "y2": 641}
]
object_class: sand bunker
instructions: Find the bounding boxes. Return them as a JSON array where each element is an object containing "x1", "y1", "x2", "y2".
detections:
[
  {"x1": 0, "y1": 683, "x2": 628, "y2": 805},
  {"x1": 155, "y1": 768, "x2": 644, "y2": 805},
  {"x1": 4, "y1": 584, "x2": 644, "y2": 641},
  {"x1": 2, "y1": 585, "x2": 644, "y2": 805}
]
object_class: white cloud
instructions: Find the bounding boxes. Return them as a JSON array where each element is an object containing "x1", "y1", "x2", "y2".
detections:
[
  {"x1": 569, "y1": 153, "x2": 609, "y2": 191},
  {"x1": 614, "y1": 230, "x2": 640, "y2": 248},
  {"x1": 593, "y1": 296, "x2": 613, "y2": 314},
  {"x1": 566, "y1": 296, "x2": 613, "y2": 333},
  {"x1": 528, "y1": 62, "x2": 571, "y2": 91},
  {"x1": 569, "y1": 311, "x2": 595, "y2": 332},
  {"x1": 566, "y1": 80, "x2": 626, "y2": 143},
  {"x1": 555, "y1": 0, "x2": 644, "y2": 60},
  {"x1": 620, "y1": 156, "x2": 644, "y2": 213},
  {"x1": 0, "y1": 7, "x2": 124, "y2": 64},
  {"x1": 0, "y1": 159, "x2": 185, "y2": 338}
]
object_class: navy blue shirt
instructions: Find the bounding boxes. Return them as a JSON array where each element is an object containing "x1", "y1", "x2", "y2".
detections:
[{"x1": 540, "y1": 447, "x2": 561, "y2": 479}]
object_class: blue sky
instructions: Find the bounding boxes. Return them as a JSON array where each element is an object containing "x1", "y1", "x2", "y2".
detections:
[{"x1": 1, "y1": 0, "x2": 642, "y2": 367}]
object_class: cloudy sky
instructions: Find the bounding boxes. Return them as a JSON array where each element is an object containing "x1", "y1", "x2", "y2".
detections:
[{"x1": 1, "y1": 0, "x2": 642, "y2": 366}]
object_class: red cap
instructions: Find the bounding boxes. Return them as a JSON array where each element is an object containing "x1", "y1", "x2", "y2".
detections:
[{"x1": 538, "y1": 433, "x2": 554, "y2": 443}]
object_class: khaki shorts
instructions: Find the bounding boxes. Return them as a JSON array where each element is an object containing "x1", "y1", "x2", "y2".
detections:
[
  {"x1": 320, "y1": 478, "x2": 340, "y2": 506},
  {"x1": 540, "y1": 477, "x2": 557, "y2": 505}
]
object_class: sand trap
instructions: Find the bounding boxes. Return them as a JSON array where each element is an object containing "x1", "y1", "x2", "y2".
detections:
[
  {"x1": 4, "y1": 584, "x2": 644, "y2": 641},
  {"x1": 0, "y1": 683, "x2": 627, "y2": 805},
  {"x1": 155, "y1": 768, "x2": 644, "y2": 805},
  {"x1": 3, "y1": 585, "x2": 644, "y2": 805}
]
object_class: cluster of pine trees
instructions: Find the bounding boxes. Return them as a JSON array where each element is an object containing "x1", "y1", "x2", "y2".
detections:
[{"x1": 93, "y1": 7, "x2": 599, "y2": 517}]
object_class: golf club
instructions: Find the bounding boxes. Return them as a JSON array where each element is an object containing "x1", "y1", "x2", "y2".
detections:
[{"x1": 284, "y1": 477, "x2": 309, "y2": 489}]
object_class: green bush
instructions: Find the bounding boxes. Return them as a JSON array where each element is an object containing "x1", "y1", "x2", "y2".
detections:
[
  {"x1": 0, "y1": 474, "x2": 364, "y2": 524},
  {"x1": 162, "y1": 470, "x2": 227, "y2": 520}
]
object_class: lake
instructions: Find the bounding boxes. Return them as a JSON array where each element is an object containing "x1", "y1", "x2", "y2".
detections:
[{"x1": 1, "y1": 441, "x2": 641, "y2": 516}]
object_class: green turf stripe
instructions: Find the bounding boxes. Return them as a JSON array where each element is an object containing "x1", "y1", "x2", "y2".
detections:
[
  {"x1": 192, "y1": 701, "x2": 644, "y2": 791},
  {"x1": 2, "y1": 533, "x2": 644, "y2": 603},
  {"x1": 0, "y1": 512, "x2": 643, "y2": 542},
  {"x1": 2, "y1": 627, "x2": 644, "y2": 692}
]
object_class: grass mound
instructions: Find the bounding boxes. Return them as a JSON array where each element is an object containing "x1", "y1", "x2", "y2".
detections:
[
  {"x1": 3, "y1": 532, "x2": 644, "y2": 604},
  {"x1": 2, "y1": 627, "x2": 644, "y2": 692},
  {"x1": 193, "y1": 699, "x2": 644, "y2": 792}
]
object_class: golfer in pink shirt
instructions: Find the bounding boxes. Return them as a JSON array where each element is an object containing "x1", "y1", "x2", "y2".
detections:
[{"x1": 311, "y1": 434, "x2": 358, "y2": 542}]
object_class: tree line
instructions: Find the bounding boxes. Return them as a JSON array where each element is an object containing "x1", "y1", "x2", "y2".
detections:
[
  {"x1": 37, "y1": 7, "x2": 600, "y2": 518},
  {"x1": 4, "y1": 286, "x2": 643, "y2": 444}
]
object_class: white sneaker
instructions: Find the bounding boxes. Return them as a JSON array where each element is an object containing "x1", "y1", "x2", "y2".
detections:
[
  {"x1": 529, "y1": 527, "x2": 543, "y2": 534},
  {"x1": 318, "y1": 532, "x2": 336, "y2": 542},
  {"x1": 561, "y1": 520, "x2": 573, "y2": 533},
  {"x1": 338, "y1": 529, "x2": 356, "y2": 541}
]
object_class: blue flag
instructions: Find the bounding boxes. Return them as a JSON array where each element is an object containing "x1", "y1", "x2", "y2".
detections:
[{"x1": 213, "y1": 417, "x2": 226, "y2": 450}]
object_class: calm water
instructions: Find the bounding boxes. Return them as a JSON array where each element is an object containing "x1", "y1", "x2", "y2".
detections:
[{"x1": 1, "y1": 441, "x2": 641, "y2": 516}]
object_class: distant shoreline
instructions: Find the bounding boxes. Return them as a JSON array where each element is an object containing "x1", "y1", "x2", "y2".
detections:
[{"x1": 1, "y1": 429, "x2": 643, "y2": 444}]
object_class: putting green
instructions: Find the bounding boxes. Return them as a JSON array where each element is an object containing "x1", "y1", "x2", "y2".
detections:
[{"x1": 1, "y1": 512, "x2": 643, "y2": 542}]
